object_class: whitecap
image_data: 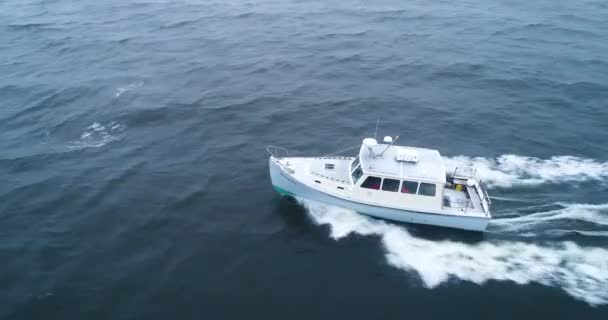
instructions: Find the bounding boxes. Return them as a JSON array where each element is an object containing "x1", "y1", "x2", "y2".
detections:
[
  {"x1": 299, "y1": 199, "x2": 608, "y2": 306},
  {"x1": 114, "y1": 81, "x2": 143, "y2": 97},
  {"x1": 67, "y1": 122, "x2": 125, "y2": 150}
]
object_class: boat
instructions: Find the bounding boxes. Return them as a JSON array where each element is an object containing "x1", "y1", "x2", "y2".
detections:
[{"x1": 267, "y1": 136, "x2": 492, "y2": 231}]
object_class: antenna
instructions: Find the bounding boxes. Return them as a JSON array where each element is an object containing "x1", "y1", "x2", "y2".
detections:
[
  {"x1": 378, "y1": 135, "x2": 400, "y2": 157},
  {"x1": 374, "y1": 115, "x2": 379, "y2": 140}
]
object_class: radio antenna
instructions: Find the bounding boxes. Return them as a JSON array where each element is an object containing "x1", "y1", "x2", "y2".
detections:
[
  {"x1": 374, "y1": 115, "x2": 379, "y2": 140},
  {"x1": 378, "y1": 136, "x2": 400, "y2": 157}
]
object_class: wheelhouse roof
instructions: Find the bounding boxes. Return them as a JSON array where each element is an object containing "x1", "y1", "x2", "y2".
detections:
[{"x1": 358, "y1": 143, "x2": 446, "y2": 183}]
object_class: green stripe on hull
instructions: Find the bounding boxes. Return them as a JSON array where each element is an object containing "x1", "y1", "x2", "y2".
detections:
[{"x1": 273, "y1": 185, "x2": 294, "y2": 197}]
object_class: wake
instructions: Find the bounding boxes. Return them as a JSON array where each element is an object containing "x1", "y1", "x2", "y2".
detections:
[
  {"x1": 443, "y1": 154, "x2": 608, "y2": 187},
  {"x1": 299, "y1": 199, "x2": 608, "y2": 306},
  {"x1": 494, "y1": 203, "x2": 608, "y2": 226}
]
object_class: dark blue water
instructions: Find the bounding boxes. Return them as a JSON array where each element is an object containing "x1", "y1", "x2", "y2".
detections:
[{"x1": 1, "y1": 0, "x2": 608, "y2": 318}]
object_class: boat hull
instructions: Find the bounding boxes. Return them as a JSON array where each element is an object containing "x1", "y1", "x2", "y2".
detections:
[{"x1": 269, "y1": 158, "x2": 489, "y2": 232}]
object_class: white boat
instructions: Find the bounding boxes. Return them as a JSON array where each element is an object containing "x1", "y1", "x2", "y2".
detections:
[{"x1": 268, "y1": 136, "x2": 493, "y2": 232}]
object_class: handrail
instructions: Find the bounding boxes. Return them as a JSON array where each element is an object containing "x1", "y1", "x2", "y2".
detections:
[
  {"x1": 453, "y1": 166, "x2": 477, "y2": 179},
  {"x1": 451, "y1": 167, "x2": 492, "y2": 214},
  {"x1": 323, "y1": 145, "x2": 359, "y2": 157},
  {"x1": 267, "y1": 146, "x2": 295, "y2": 174},
  {"x1": 480, "y1": 180, "x2": 492, "y2": 206},
  {"x1": 268, "y1": 144, "x2": 359, "y2": 159},
  {"x1": 266, "y1": 145, "x2": 288, "y2": 159},
  {"x1": 265, "y1": 143, "x2": 360, "y2": 177}
]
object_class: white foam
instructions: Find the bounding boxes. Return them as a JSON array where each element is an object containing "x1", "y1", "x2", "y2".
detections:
[
  {"x1": 68, "y1": 122, "x2": 124, "y2": 150},
  {"x1": 444, "y1": 155, "x2": 608, "y2": 188},
  {"x1": 114, "y1": 81, "x2": 143, "y2": 97},
  {"x1": 516, "y1": 230, "x2": 608, "y2": 238},
  {"x1": 492, "y1": 203, "x2": 608, "y2": 232},
  {"x1": 299, "y1": 199, "x2": 608, "y2": 306}
]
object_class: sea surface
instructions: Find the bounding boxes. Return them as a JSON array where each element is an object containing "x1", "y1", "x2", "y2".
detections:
[{"x1": 1, "y1": 0, "x2": 608, "y2": 319}]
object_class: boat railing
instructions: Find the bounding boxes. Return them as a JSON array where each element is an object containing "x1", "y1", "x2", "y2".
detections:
[
  {"x1": 452, "y1": 166, "x2": 477, "y2": 180},
  {"x1": 268, "y1": 144, "x2": 359, "y2": 160},
  {"x1": 452, "y1": 166, "x2": 492, "y2": 213},
  {"x1": 267, "y1": 145, "x2": 295, "y2": 174},
  {"x1": 322, "y1": 145, "x2": 360, "y2": 157},
  {"x1": 266, "y1": 145, "x2": 289, "y2": 159},
  {"x1": 478, "y1": 180, "x2": 492, "y2": 209}
]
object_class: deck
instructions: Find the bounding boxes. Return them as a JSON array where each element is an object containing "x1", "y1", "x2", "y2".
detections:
[
  {"x1": 442, "y1": 181, "x2": 485, "y2": 215},
  {"x1": 310, "y1": 157, "x2": 353, "y2": 184}
]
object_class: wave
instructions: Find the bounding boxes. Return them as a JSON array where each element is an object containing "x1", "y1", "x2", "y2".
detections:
[
  {"x1": 161, "y1": 19, "x2": 202, "y2": 29},
  {"x1": 67, "y1": 122, "x2": 124, "y2": 150},
  {"x1": 299, "y1": 199, "x2": 608, "y2": 306},
  {"x1": 513, "y1": 229, "x2": 608, "y2": 238},
  {"x1": 492, "y1": 203, "x2": 608, "y2": 231},
  {"x1": 443, "y1": 155, "x2": 608, "y2": 188},
  {"x1": 7, "y1": 23, "x2": 53, "y2": 31}
]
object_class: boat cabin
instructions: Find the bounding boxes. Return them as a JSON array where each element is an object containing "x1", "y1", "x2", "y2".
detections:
[
  {"x1": 306, "y1": 137, "x2": 490, "y2": 216},
  {"x1": 346, "y1": 139, "x2": 446, "y2": 211}
]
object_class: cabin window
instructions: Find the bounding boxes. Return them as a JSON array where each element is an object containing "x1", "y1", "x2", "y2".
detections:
[
  {"x1": 350, "y1": 156, "x2": 360, "y2": 171},
  {"x1": 418, "y1": 183, "x2": 436, "y2": 197},
  {"x1": 401, "y1": 180, "x2": 419, "y2": 194},
  {"x1": 381, "y1": 178, "x2": 400, "y2": 192},
  {"x1": 351, "y1": 166, "x2": 363, "y2": 184},
  {"x1": 361, "y1": 176, "x2": 381, "y2": 190},
  {"x1": 324, "y1": 163, "x2": 335, "y2": 170}
]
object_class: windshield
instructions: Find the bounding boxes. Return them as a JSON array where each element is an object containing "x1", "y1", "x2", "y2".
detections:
[
  {"x1": 350, "y1": 156, "x2": 360, "y2": 172},
  {"x1": 351, "y1": 165, "x2": 363, "y2": 184}
]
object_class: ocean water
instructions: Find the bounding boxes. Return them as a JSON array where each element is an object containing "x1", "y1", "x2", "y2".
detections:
[{"x1": 1, "y1": 0, "x2": 608, "y2": 319}]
